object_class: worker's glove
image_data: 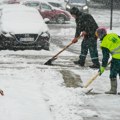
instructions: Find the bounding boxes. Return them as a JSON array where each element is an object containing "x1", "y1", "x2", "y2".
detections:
[
  {"x1": 72, "y1": 38, "x2": 78, "y2": 43},
  {"x1": 81, "y1": 31, "x2": 87, "y2": 37},
  {"x1": 0, "y1": 89, "x2": 4, "y2": 96},
  {"x1": 98, "y1": 66, "x2": 105, "y2": 75}
]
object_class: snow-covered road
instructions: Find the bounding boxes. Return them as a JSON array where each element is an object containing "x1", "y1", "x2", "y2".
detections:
[{"x1": 0, "y1": 6, "x2": 120, "y2": 120}]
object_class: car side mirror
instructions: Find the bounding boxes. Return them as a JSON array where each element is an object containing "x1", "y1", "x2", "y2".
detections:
[{"x1": 44, "y1": 18, "x2": 50, "y2": 23}]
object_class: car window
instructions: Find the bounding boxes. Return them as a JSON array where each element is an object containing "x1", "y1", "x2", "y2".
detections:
[
  {"x1": 41, "y1": 3, "x2": 52, "y2": 11},
  {"x1": 24, "y1": 2, "x2": 40, "y2": 7},
  {"x1": 69, "y1": 0, "x2": 86, "y2": 4}
]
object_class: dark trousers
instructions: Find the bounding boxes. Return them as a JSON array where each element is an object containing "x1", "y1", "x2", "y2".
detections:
[
  {"x1": 79, "y1": 36, "x2": 99, "y2": 65},
  {"x1": 110, "y1": 58, "x2": 120, "y2": 79}
]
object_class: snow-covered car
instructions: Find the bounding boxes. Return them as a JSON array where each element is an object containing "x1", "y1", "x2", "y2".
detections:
[
  {"x1": 0, "y1": 4, "x2": 50, "y2": 50},
  {"x1": 21, "y1": 0, "x2": 71, "y2": 24},
  {"x1": 0, "y1": 0, "x2": 20, "y2": 4},
  {"x1": 45, "y1": 0, "x2": 64, "y2": 10}
]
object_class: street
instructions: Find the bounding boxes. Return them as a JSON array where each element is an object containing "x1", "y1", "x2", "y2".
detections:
[{"x1": 0, "y1": 7, "x2": 120, "y2": 120}]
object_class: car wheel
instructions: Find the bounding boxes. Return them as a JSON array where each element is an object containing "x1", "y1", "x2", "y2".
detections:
[
  {"x1": 56, "y1": 15, "x2": 65, "y2": 24},
  {"x1": 0, "y1": 43, "x2": 4, "y2": 50},
  {"x1": 0, "y1": 46, "x2": 3, "y2": 50},
  {"x1": 42, "y1": 44, "x2": 49, "y2": 51},
  {"x1": 43, "y1": 47, "x2": 49, "y2": 51},
  {"x1": 43, "y1": 44, "x2": 49, "y2": 51}
]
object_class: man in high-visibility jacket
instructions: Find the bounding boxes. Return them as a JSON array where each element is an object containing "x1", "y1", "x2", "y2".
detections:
[{"x1": 96, "y1": 27, "x2": 120, "y2": 94}]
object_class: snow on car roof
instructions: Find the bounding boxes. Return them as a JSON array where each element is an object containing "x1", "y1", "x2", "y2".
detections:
[
  {"x1": 45, "y1": 0, "x2": 64, "y2": 4},
  {"x1": 21, "y1": 0, "x2": 56, "y2": 8},
  {"x1": 21, "y1": 0, "x2": 64, "y2": 11},
  {"x1": 1, "y1": 4, "x2": 38, "y2": 11},
  {"x1": 21, "y1": 0, "x2": 49, "y2": 4},
  {"x1": 0, "y1": 4, "x2": 49, "y2": 34},
  {"x1": 1, "y1": 4, "x2": 44, "y2": 21}
]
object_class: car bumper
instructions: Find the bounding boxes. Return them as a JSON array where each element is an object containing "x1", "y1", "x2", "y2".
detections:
[{"x1": 0, "y1": 33, "x2": 50, "y2": 50}]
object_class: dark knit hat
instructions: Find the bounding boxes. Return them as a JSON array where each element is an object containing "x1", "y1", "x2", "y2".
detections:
[
  {"x1": 96, "y1": 27, "x2": 107, "y2": 39},
  {"x1": 69, "y1": 7, "x2": 80, "y2": 15}
]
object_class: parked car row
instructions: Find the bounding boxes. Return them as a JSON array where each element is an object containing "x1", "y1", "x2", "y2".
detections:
[
  {"x1": 0, "y1": 4, "x2": 50, "y2": 50},
  {"x1": 0, "y1": 0, "x2": 90, "y2": 51},
  {"x1": 1, "y1": 0, "x2": 90, "y2": 24},
  {"x1": 21, "y1": 0, "x2": 71, "y2": 24}
]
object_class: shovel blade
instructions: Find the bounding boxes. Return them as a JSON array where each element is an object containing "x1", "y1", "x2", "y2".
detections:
[
  {"x1": 44, "y1": 57, "x2": 57, "y2": 65},
  {"x1": 44, "y1": 59, "x2": 53, "y2": 65},
  {"x1": 82, "y1": 88, "x2": 93, "y2": 94}
]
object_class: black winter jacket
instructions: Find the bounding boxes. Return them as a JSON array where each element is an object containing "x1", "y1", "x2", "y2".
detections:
[{"x1": 75, "y1": 12, "x2": 98, "y2": 38}]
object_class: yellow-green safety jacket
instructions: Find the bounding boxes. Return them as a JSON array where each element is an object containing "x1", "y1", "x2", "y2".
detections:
[{"x1": 100, "y1": 33, "x2": 120, "y2": 59}]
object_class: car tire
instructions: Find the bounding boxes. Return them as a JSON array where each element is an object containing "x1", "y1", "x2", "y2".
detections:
[
  {"x1": 0, "y1": 44, "x2": 4, "y2": 50},
  {"x1": 43, "y1": 45, "x2": 49, "y2": 51},
  {"x1": 56, "y1": 15, "x2": 65, "y2": 24},
  {"x1": 0, "y1": 47, "x2": 3, "y2": 50},
  {"x1": 44, "y1": 47, "x2": 49, "y2": 51}
]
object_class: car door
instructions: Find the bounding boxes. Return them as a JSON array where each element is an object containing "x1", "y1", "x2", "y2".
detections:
[{"x1": 40, "y1": 3, "x2": 55, "y2": 20}]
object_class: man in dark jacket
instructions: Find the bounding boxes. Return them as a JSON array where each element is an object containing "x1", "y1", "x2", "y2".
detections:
[{"x1": 70, "y1": 7, "x2": 100, "y2": 68}]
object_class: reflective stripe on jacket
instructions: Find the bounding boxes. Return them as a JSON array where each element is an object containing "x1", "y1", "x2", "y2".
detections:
[{"x1": 100, "y1": 33, "x2": 120, "y2": 59}]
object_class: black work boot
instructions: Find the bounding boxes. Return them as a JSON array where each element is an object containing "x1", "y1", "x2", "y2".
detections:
[
  {"x1": 73, "y1": 60, "x2": 84, "y2": 66},
  {"x1": 89, "y1": 64, "x2": 100, "y2": 69},
  {"x1": 105, "y1": 78, "x2": 117, "y2": 94}
]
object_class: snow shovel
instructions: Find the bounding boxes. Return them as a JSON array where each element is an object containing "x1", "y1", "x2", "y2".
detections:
[
  {"x1": 44, "y1": 36, "x2": 81, "y2": 65},
  {"x1": 84, "y1": 59, "x2": 112, "y2": 88},
  {"x1": 80, "y1": 60, "x2": 112, "y2": 94}
]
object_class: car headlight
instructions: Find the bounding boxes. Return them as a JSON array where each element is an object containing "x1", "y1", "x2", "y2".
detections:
[
  {"x1": 40, "y1": 32, "x2": 50, "y2": 38},
  {"x1": 83, "y1": 6, "x2": 88, "y2": 10},
  {"x1": 66, "y1": 4, "x2": 71, "y2": 10},
  {"x1": 2, "y1": 31, "x2": 14, "y2": 38},
  {"x1": 1, "y1": 31, "x2": 7, "y2": 35}
]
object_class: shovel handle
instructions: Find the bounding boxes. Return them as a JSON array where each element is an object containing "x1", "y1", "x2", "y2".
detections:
[
  {"x1": 44, "y1": 35, "x2": 81, "y2": 65},
  {"x1": 84, "y1": 72, "x2": 99, "y2": 88},
  {"x1": 52, "y1": 42, "x2": 73, "y2": 58},
  {"x1": 51, "y1": 36, "x2": 81, "y2": 59},
  {"x1": 84, "y1": 59, "x2": 112, "y2": 88}
]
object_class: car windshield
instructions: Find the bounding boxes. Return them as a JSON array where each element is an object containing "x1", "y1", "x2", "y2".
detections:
[
  {"x1": 24, "y1": 2, "x2": 39, "y2": 7},
  {"x1": 69, "y1": 0, "x2": 86, "y2": 4},
  {"x1": 48, "y1": 2, "x2": 62, "y2": 8}
]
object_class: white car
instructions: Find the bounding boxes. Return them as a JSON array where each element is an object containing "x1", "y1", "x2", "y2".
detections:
[{"x1": 0, "y1": 4, "x2": 50, "y2": 50}]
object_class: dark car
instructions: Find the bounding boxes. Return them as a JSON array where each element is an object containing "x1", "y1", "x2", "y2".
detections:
[
  {"x1": 0, "y1": 4, "x2": 50, "y2": 50},
  {"x1": 21, "y1": 0, "x2": 71, "y2": 24},
  {"x1": 65, "y1": 0, "x2": 89, "y2": 13}
]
